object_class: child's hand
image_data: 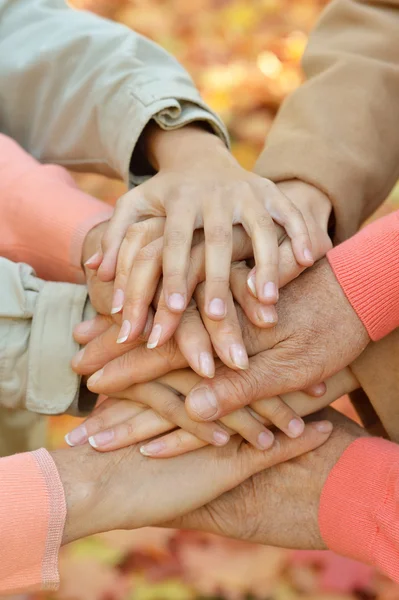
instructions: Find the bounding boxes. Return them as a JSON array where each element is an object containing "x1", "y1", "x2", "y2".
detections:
[
  {"x1": 95, "y1": 125, "x2": 314, "y2": 317},
  {"x1": 65, "y1": 367, "x2": 357, "y2": 457}
]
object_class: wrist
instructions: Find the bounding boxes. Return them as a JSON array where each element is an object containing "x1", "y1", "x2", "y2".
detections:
[
  {"x1": 50, "y1": 446, "x2": 99, "y2": 545},
  {"x1": 144, "y1": 122, "x2": 230, "y2": 171}
]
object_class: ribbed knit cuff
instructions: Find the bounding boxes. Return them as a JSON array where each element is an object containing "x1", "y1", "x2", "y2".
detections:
[
  {"x1": 319, "y1": 437, "x2": 399, "y2": 572},
  {"x1": 32, "y1": 449, "x2": 67, "y2": 590},
  {"x1": 327, "y1": 210, "x2": 399, "y2": 341}
]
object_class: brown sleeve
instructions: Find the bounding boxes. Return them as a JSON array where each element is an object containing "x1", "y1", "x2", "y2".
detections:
[{"x1": 255, "y1": 0, "x2": 399, "y2": 242}]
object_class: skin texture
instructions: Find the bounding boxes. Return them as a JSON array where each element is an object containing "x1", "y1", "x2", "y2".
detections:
[
  {"x1": 52, "y1": 420, "x2": 333, "y2": 545},
  {"x1": 166, "y1": 409, "x2": 369, "y2": 550}
]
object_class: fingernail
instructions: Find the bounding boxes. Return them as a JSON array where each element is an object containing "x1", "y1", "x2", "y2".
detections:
[
  {"x1": 111, "y1": 289, "x2": 124, "y2": 314},
  {"x1": 168, "y1": 293, "x2": 185, "y2": 311},
  {"x1": 257, "y1": 306, "x2": 277, "y2": 324},
  {"x1": 117, "y1": 320, "x2": 131, "y2": 344},
  {"x1": 65, "y1": 425, "x2": 88, "y2": 447},
  {"x1": 188, "y1": 388, "x2": 218, "y2": 419},
  {"x1": 74, "y1": 319, "x2": 96, "y2": 335},
  {"x1": 263, "y1": 282, "x2": 278, "y2": 301},
  {"x1": 208, "y1": 298, "x2": 226, "y2": 317},
  {"x1": 84, "y1": 251, "x2": 101, "y2": 268},
  {"x1": 288, "y1": 418, "x2": 305, "y2": 437},
  {"x1": 89, "y1": 430, "x2": 115, "y2": 448},
  {"x1": 199, "y1": 352, "x2": 215, "y2": 378},
  {"x1": 72, "y1": 348, "x2": 85, "y2": 368},
  {"x1": 213, "y1": 430, "x2": 230, "y2": 445},
  {"x1": 313, "y1": 421, "x2": 333, "y2": 434},
  {"x1": 140, "y1": 440, "x2": 166, "y2": 456},
  {"x1": 304, "y1": 248, "x2": 314, "y2": 263},
  {"x1": 247, "y1": 274, "x2": 257, "y2": 298},
  {"x1": 257, "y1": 430, "x2": 274, "y2": 450},
  {"x1": 87, "y1": 368, "x2": 104, "y2": 388},
  {"x1": 229, "y1": 344, "x2": 249, "y2": 370},
  {"x1": 147, "y1": 324, "x2": 162, "y2": 349},
  {"x1": 310, "y1": 383, "x2": 327, "y2": 397}
]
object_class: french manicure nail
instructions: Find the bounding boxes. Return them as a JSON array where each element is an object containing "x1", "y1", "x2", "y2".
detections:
[
  {"x1": 89, "y1": 430, "x2": 115, "y2": 448},
  {"x1": 208, "y1": 298, "x2": 226, "y2": 317},
  {"x1": 117, "y1": 320, "x2": 131, "y2": 344},
  {"x1": 304, "y1": 248, "x2": 314, "y2": 263},
  {"x1": 72, "y1": 348, "x2": 85, "y2": 368},
  {"x1": 74, "y1": 319, "x2": 96, "y2": 335},
  {"x1": 213, "y1": 430, "x2": 230, "y2": 445},
  {"x1": 313, "y1": 421, "x2": 333, "y2": 434},
  {"x1": 147, "y1": 324, "x2": 162, "y2": 349},
  {"x1": 288, "y1": 418, "x2": 305, "y2": 437},
  {"x1": 140, "y1": 440, "x2": 166, "y2": 456},
  {"x1": 263, "y1": 282, "x2": 278, "y2": 301},
  {"x1": 188, "y1": 388, "x2": 218, "y2": 419},
  {"x1": 199, "y1": 352, "x2": 215, "y2": 378},
  {"x1": 111, "y1": 289, "x2": 124, "y2": 314},
  {"x1": 84, "y1": 251, "x2": 101, "y2": 268},
  {"x1": 257, "y1": 430, "x2": 274, "y2": 449},
  {"x1": 168, "y1": 293, "x2": 185, "y2": 311},
  {"x1": 229, "y1": 344, "x2": 249, "y2": 370},
  {"x1": 247, "y1": 275, "x2": 257, "y2": 298},
  {"x1": 257, "y1": 306, "x2": 277, "y2": 324},
  {"x1": 65, "y1": 425, "x2": 88, "y2": 447},
  {"x1": 87, "y1": 368, "x2": 104, "y2": 388}
]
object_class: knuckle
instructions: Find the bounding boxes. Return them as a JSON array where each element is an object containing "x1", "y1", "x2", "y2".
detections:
[
  {"x1": 136, "y1": 243, "x2": 162, "y2": 262},
  {"x1": 266, "y1": 400, "x2": 293, "y2": 424},
  {"x1": 206, "y1": 225, "x2": 232, "y2": 246},
  {"x1": 165, "y1": 229, "x2": 188, "y2": 248},
  {"x1": 253, "y1": 213, "x2": 273, "y2": 231}
]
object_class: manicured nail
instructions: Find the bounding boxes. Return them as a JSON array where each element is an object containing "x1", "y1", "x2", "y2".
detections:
[
  {"x1": 147, "y1": 324, "x2": 162, "y2": 349},
  {"x1": 208, "y1": 298, "x2": 226, "y2": 317},
  {"x1": 257, "y1": 306, "x2": 277, "y2": 324},
  {"x1": 213, "y1": 430, "x2": 230, "y2": 445},
  {"x1": 304, "y1": 248, "x2": 314, "y2": 263},
  {"x1": 74, "y1": 319, "x2": 96, "y2": 336},
  {"x1": 65, "y1": 425, "x2": 88, "y2": 447},
  {"x1": 84, "y1": 251, "x2": 101, "y2": 269},
  {"x1": 257, "y1": 430, "x2": 274, "y2": 450},
  {"x1": 89, "y1": 430, "x2": 114, "y2": 448},
  {"x1": 263, "y1": 282, "x2": 278, "y2": 301},
  {"x1": 72, "y1": 348, "x2": 85, "y2": 368},
  {"x1": 111, "y1": 289, "x2": 124, "y2": 315},
  {"x1": 168, "y1": 293, "x2": 185, "y2": 311},
  {"x1": 313, "y1": 421, "x2": 333, "y2": 434},
  {"x1": 188, "y1": 388, "x2": 218, "y2": 419},
  {"x1": 117, "y1": 320, "x2": 131, "y2": 344},
  {"x1": 87, "y1": 368, "x2": 104, "y2": 388},
  {"x1": 229, "y1": 344, "x2": 249, "y2": 370},
  {"x1": 247, "y1": 274, "x2": 257, "y2": 298},
  {"x1": 288, "y1": 418, "x2": 305, "y2": 437},
  {"x1": 199, "y1": 352, "x2": 215, "y2": 378},
  {"x1": 140, "y1": 440, "x2": 166, "y2": 456}
]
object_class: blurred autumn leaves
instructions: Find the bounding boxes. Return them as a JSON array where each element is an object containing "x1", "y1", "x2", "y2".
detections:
[{"x1": 71, "y1": 0, "x2": 328, "y2": 170}]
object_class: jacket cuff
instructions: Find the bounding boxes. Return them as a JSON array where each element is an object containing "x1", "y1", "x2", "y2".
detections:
[
  {"x1": 26, "y1": 281, "x2": 89, "y2": 416},
  {"x1": 319, "y1": 437, "x2": 399, "y2": 579},
  {"x1": 327, "y1": 210, "x2": 399, "y2": 341}
]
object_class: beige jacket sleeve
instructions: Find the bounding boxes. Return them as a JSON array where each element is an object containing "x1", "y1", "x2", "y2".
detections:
[
  {"x1": 255, "y1": 0, "x2": 399, "y2": 242},
  {"x1": 0, "y1": 258, "x2": 96, "y2": 417},
  {"x1": 0, "y1": 0, "x2": 228, "y2": 186}
]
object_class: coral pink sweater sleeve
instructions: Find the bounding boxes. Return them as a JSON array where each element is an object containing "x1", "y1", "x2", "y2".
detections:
[
  {"x1": 319, "y1": 210, "x2": 399, "y2": 580},
  {"x1": 0, "y1": 134, "x2": 113, "y2": 283},
  {"x1": 0, "y1": 449, "x2": 66, "y2": 593}
]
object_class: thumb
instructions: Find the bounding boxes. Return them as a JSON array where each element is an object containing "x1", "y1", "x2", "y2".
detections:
[{"x1": 185, "y1": 347, "x2": 308, "y2": 421}]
